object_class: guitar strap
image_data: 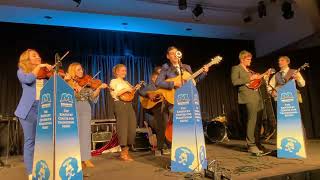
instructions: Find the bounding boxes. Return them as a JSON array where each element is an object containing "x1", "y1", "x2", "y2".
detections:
[{"x1": 284, "y1": 69, "x2": 296, "y2": 83}]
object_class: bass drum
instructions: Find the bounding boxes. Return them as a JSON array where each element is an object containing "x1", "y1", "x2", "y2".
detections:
[{"x1": 204, "y1": 121, "x2": 228, "y2": 143}]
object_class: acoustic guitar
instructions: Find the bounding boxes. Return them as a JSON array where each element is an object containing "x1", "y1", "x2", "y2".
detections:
[
  {"x1": 270, "y1": 63, "x2": 309, "y2": 102},
  {"x1": 140, "y1": 92, "x2": 164, "y2": 109},
  {"x1": 119, "y1": 81, "x2": 144, "y2": 102},
  {"x1": 158, "y1": 55, "x2": 223, "y2": 105}
]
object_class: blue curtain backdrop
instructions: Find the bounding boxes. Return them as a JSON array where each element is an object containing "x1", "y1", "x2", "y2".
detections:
[{"x1": 80, "y1": 55, "x2": 154, "y2": 126}]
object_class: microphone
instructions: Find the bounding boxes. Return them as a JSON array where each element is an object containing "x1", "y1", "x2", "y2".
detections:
[{"x1": 175, "y1": 51, "x2": 182, "y2": 59}]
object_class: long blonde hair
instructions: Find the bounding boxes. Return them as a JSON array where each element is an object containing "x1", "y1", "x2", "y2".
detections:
[
  {"x1": 67, "y1": 62, "x2": 82, "y2": 88},
  {"x1": 67, "y1": 62, "x2": 82, "y2": 79},
  {"x1": 18, "y1": 49, "x2": 37, "y2": 73},
  {"x1": 112, "y1": 64, "x2": 126, "y2": 78}
]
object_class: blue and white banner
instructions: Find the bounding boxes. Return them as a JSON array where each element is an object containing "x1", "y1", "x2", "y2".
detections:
[
  {"x1": 55, "y1": 76, "x2": 83, "y2": 179},
  {"x1": 32, "y1": 78, "x2": 54, "y2": 180},
  {"x1": 32, "y1": 75, "x2": 83, "y2": 180},
  {"x1": 277, "y1": 80, "x2": 306, "y2": 158},
  {"x1": 171, "y1": 81, "x2": 207, "y2": 172}
]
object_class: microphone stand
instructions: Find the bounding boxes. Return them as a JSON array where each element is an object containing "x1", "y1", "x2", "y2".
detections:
[
  {"x1": 54, "y1": 51, "x2": 69, "y2": 74},
  {"x1": 178, "y1": 57, "x2": 184, "y2": 86}
]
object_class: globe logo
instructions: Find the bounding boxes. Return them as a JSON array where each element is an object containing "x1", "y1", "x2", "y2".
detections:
[
  {"x1": 171, "y1": 147, "x2": 195, "y2": 172},
  {"x1": 59, "y1": 157, "x2": 82, "y2": 180},
  {"x1": 278, "y1": 137, "x2": 302, "y2": 158},
  {"x1": 32, "y1": 160, "x2": 50, "y2": 180}
]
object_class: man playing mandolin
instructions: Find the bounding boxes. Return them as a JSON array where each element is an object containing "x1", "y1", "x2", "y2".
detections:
[
  {"x1": 231, "y1": 50, "x2": 271, "y2": 156},
  {"x1": 155, "y1": 46, "x2": 209, "y2": 156}
]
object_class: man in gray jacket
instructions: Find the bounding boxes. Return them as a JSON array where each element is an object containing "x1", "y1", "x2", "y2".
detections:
[{"x1": 231, "y1": 50, "x2": 268, "y2": 156}]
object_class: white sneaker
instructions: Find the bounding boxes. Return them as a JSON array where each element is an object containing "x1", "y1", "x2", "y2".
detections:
[{"x1": 248, "y1": 146, "x2": 263, "y2": 155}]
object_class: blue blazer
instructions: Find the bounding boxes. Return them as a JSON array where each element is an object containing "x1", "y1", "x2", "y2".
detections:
[
  {"x1": 156, "y1": 63, "x2": 206, "y2": 90},
  {"x1": 138, "y1": 82, "x2": 158, "y2": 97},
  {"x1": 14, "y1": 69, "x2": 46, "y2": 119}
]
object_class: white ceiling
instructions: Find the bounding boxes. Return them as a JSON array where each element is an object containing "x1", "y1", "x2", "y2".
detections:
[
  {"x1": 0, "y1": 0, "x2": 287, "y2": 39},
  {"x1": 0, "y1": 0, "x2": 260, "y2": 26}
]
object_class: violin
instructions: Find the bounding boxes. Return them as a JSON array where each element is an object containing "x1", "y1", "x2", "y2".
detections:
[
  {"x1": 37, "y1": 51, "x2": 70, "y2": 79},
  {"x1": 37, "y1": 67, "x2": 66, "y2": 79},
  {"x1": 74, "y1": 74, "x2": 103, "y2": 90}
]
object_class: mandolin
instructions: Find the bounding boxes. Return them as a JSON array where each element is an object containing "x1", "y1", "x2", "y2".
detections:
[
  {"x1": 119, "y1": 81, "x2": 144, "y2": 102},
  {"x1": 246, "y1": 68, "x2": 276, "y2": 90}
]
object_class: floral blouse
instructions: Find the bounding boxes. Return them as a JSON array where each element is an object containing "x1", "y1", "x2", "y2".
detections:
[{"x1": 75, "y1": 87, "x2": 98, "y2": 103}]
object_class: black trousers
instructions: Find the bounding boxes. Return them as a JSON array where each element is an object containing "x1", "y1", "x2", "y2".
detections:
[
  {"x1": 146, "y1": 102, "x2": 170, "y2": 150},
  {"x1": 114, "y1": 101, "x2": 137, "y2": 146}
]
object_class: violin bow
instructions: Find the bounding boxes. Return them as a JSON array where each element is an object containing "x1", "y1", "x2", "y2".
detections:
[{"x1": 78, "y1": 71, "x2": 101, "y2": 92}]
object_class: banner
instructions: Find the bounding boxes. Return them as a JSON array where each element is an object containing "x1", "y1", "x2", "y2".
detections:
[
  {"x1": 55, "y1": 76, "x2": 83, "y2": 179},
  {"x1": 32, "y1": 78, "x2": 55, "y2": 180},
  {"x1": 277, "y1": 80, "x2": 306, "y2": 158},
  {"x1": 32, "y1": 75, "x2": 83, "y2": 180},
  {"x1": 171, "y1": 81, "x2": 207, "y2": 172}
]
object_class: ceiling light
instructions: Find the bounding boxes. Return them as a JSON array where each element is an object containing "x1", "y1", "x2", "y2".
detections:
[
  {"x1": 282, "y1": 1, "x2": 294, "y2": 19},
  {"x1": 258, "y1": 1, "x2": 267, "y2": 18},
  {"x1": 73, "y1": 0, "x2": 81, "y2": 7},
  {"x1": 243, "y1": 16, "x2": 252, "y2": 23},
  {"x1": 178, "y1": 0, "x2": 187, "y2": 10},
  {"x1": 192, "y1": 4, "x2": 203, "y2": 18}
]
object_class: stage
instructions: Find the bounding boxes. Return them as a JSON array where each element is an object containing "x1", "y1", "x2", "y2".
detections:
[{"x1": 1, "y1": 139, "x2": 319, "y2": 180}]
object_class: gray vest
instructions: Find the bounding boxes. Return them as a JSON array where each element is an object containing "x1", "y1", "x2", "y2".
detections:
[
  {"x1": 275, "y1": 69, "x2": 296, "y2": 87},
  {"x1": 274, "y1": 69, "x2": 303, "y2": 103}
]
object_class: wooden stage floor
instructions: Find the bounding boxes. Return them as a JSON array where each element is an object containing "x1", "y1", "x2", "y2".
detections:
[{"x1": 1, "y1": 139, "x2": 319, "y2": 180}]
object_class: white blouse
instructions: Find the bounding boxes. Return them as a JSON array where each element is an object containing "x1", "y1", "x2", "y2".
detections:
[{"x1": 109, "y1": 78, "x2": 132, "y2": 101}]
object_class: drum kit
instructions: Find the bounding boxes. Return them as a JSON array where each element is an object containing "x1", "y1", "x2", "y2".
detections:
[{"x1": 203, "y1": 114, "x2": 230, "y2": 143}]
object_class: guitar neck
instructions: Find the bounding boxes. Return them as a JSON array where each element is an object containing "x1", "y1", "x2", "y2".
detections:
[{"x1": 188, "y1": 60, "x2": 215, "y2": 80}]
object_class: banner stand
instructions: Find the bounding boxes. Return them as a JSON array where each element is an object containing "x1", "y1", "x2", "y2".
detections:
[
  {"x1": 277, "y1": 80, "x2": 306, "y2": 159},
  {"x1": 171, "y1": 81, "x2": 207, "y2": 172},
  {"x1": 32, "y1": 74, "x2": 83, "y2": 180}
]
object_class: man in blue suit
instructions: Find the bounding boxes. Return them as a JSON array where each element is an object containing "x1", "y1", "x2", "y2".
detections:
[{"x1": 155, "y1": 46, "x2": 209, "y2": 156}]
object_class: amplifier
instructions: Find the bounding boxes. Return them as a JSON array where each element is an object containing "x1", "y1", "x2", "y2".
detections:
[{"x1": 133, "y1": 129, "x2": 150, "y2": 151}]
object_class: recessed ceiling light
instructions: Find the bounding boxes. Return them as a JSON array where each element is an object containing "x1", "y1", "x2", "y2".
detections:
[{"x1": 44, "y1": 16, "x2": 53, "y2": 19}]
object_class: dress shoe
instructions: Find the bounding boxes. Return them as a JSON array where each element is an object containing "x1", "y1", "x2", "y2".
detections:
[{"x1": 257, "y1": 144, "x2": 272, "y2": 155}]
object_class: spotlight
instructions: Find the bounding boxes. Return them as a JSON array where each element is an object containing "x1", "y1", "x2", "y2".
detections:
[
  {"x1": 73, "y1": 0, "x2": 81, "y2": 7},
  {"x1": 243, "y1": 16, "x2": 252, "y2": 23},
  {"x1": 178, "y1": 0, "x2": 187, "y2": 10},
  {"x1": 258, "y1": 1, "x2": 267, "y2": 18},
  {"x1": 282, "y1": 1, "x2": 294, "y2": 19},
  {"x1": 192, "y1": 4, "x2": 203, "y2": 18}
]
